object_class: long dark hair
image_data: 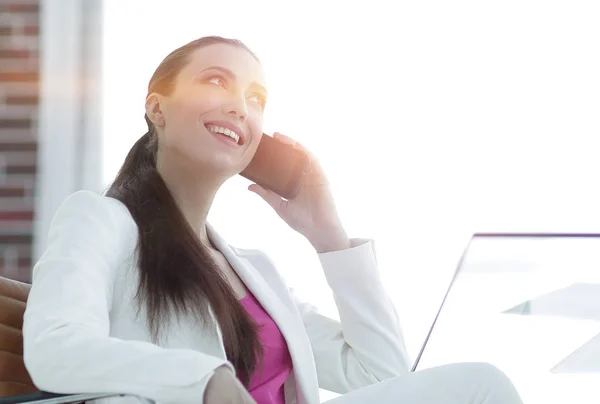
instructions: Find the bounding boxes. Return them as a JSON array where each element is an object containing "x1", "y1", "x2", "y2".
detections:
[{"x1": 106, "y1": 37, "x2": 262, "y2": 385}]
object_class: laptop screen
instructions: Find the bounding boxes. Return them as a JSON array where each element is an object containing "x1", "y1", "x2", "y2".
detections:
[{"x1": 411, "y1": 233, "x2": 600, "y2": 404}]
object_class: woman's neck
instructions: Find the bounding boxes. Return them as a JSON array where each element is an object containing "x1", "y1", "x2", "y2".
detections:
[{"x1": 157, "y1": 156, "x2": 226, "y2": 245}]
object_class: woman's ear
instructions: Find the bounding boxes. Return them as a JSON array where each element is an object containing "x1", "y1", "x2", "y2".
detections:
[{"x1": 145, "y1": 93, "x2": 165, "y2": 128}]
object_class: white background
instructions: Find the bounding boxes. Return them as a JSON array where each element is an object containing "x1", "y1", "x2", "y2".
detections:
[{"x1": 102, "y1": 0, "x2": 600, "y2": 393}]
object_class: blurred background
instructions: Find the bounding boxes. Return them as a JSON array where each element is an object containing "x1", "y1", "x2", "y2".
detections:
[{"x1": 1, "y1": 1, "x2": 600, "y2": 399}]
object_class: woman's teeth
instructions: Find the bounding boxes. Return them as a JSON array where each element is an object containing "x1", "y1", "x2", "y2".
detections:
[{"x1": 207, "y1": 125, "x2": 240, "y2": 144}]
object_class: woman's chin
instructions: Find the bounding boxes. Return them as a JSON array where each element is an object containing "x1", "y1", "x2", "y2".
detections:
[{"x1": 191, "y1": 154, "x2": 246, "y2": 179}]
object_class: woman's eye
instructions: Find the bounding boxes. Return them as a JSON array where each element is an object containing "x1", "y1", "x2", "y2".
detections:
[
  {"x1": 207, "y1": 76, "x2": 226, "y2": 88},
  {"x1": 248, "y1": 94, "x2": 266, "y2": 108}
]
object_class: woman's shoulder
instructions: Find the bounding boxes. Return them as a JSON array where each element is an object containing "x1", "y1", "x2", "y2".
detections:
[
  {"x1": 54, "y1": 190, "x2": 137, "y2": 238},
  {"x1": 30, "y1": 191, "x2": 139, "y2": 290},
  {"x1": 60, "y1": 189, "x2": 133, "y2": 216}
]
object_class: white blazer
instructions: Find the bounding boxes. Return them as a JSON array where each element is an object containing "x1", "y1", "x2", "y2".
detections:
[{"x1": 22, "y1": 191, "x2": 410, "y2": 404}]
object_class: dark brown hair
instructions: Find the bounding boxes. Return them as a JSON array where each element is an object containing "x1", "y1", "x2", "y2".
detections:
[{"x1": 106, "y1": 36, "x2": 262, "y2": 385}]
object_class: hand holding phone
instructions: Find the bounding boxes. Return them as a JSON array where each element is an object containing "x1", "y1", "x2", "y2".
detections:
[
  {"x1": 243, "y1": 133, "x2": 349, "y2": 252},
  {"x1": 240, "y1": 133, "x2": 311, "y2": 200}
]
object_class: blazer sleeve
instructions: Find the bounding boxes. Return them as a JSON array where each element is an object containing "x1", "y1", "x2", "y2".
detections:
[
  {"x1": 23, "y1": 191, "x2": 234, "y2": 404},
  {"x1": 291, "y1": 239, "x2": 410, "y2": 393}
]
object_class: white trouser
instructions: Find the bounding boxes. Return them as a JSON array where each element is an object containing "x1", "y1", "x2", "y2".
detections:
[
  {"x1": 323, "y1": 363, "x2": 523, "y2": 404},
  {"x1": 92, "y1": 362, "x2": 523, "y2": 404}
]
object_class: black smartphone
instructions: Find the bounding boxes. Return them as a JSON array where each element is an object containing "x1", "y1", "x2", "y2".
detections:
[{"x1": 240, "y1": 133, "x2": 311, "y2": 200}]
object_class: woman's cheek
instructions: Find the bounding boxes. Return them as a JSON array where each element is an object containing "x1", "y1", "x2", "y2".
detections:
[
  {"x1": 247, "y1": 107, "x2": 263, "y2": 128},
  {"x1": 185, "y1": 88, "x2": 224, "y2": 112},
  {"x1": 248, "y1": 124, "x2": 263, "y2": 150}
]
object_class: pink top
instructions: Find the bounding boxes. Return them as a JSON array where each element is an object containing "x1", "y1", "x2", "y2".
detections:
[{"x1": 239, "y1": 292, "x2": 293, "y2": 404}]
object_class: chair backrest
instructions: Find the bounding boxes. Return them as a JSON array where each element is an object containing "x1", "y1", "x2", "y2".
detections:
[{"x1": 0, "y1": 276, "x2": 38, "y2": 397}]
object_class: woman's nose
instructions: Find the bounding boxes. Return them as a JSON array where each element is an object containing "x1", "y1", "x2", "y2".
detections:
[{"x1": 222, "y1": 93, "x2": 248, "y2": 122}]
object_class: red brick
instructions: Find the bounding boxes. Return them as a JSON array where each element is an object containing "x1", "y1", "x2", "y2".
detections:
[
  {"x1": 5, "y1": 95, "x2": 38, "y2": 105},
  {"x1": 0, "y1": 212, "x2": 34, "y2": 221},
  {"x1": 0, "y1": 234, "x2": 32, "y2": 245},
  {"x1": 23, "y1": 25, "x2": 38, "y2": 36},
  {"x1": 0, "y1": 119, "x2": 31, "y2": 129},
  {"x1": 5, "y1": 164, "x2": 36, "y2": 175},
  {"x1": 18, "y1": 256, "x2": 31, "y2": 268},
  {"x1": 0, "y1": 142, "x2": 37, "y2": 152},
  {"x1": 0, "y1": 49, "x2": 30, "y2": 58},
  {"x1": 0, "y1": 186, "x2": 26, "y2": 197},
  {"x1": 3, "y1": 4, "x2": 39, "y2": 13},
  {"x1": 0, "y1": 72, "x2": 39, "y2": 82}
]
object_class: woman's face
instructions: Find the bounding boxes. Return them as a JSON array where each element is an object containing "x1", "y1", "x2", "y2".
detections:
[{"x1": 148, "y1": 43, "x2": 267, "y2": 178}]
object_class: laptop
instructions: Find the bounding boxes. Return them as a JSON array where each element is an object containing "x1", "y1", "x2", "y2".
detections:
[{"x1": 410, "y1": 232, "x2": 600, "y2": 373}]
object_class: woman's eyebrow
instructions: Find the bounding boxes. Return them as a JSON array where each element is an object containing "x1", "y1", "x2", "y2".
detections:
[
  {"x1": 201, "y1": 65, "x2": 236, "y2": 79},
  {"x1": 200, "y1": 66, "x2": 267, "y2": 95}
]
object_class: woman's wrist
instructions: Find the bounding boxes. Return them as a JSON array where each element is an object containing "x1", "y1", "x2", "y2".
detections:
[{"x1": 308, "y1": 224, "x2": 351, "y2": 253}]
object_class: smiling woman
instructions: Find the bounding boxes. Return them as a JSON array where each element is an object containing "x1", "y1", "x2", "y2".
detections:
[
  {"x1": 22, "y1": 35, "x2": 523, "y2": 404},
  {"x1": 113, "y1": 37, "x2": 269, "y2": 386}
]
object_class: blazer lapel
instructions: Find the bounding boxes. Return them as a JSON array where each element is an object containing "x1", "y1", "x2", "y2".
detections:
[
  {"x1": 206, "y1": 224, "x2": 300, "y2": 339},
  {"x1": 206, "y1": 224, "x2": 320, "y2": 404}
]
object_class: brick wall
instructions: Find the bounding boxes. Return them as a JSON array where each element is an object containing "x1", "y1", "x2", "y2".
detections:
[{"x1": 0, "y1": 0, "x2": 39, "y2": 283}]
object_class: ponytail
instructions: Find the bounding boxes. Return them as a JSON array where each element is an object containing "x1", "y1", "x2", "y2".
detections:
[{"x1": 105, "y1": 115, "x2": 263, "y2": 385}]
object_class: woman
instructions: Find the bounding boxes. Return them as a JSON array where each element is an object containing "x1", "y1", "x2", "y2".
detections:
[{"x1": 23, "y1": 36, "x2": 523, "y2": 404}]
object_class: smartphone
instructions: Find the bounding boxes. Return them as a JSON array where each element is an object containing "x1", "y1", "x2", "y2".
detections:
[{"x1": 240, "y1": 133, "x2": 311, "y2": 200}]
